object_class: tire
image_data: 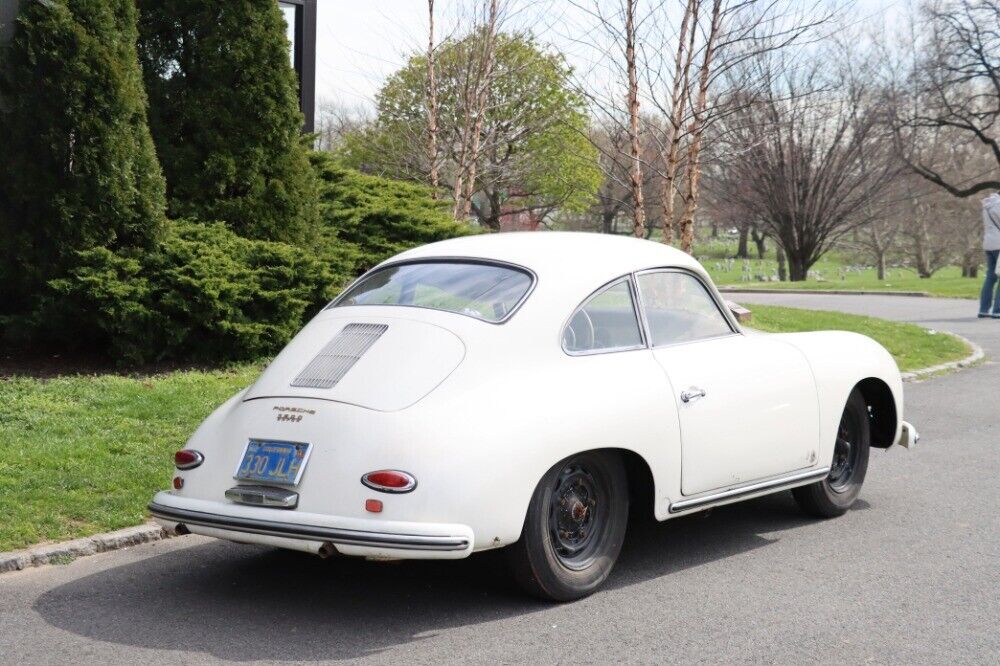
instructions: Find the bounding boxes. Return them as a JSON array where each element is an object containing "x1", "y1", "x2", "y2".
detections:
[
  {"x1": 507, "y1": 451, "x2": 629, "y2": 601},
  {"x1": 793, "y1": 388, "x2": 871, "y2": 518}
]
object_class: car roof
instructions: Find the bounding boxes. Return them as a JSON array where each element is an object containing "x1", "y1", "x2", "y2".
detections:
[{"x1": 387, "y1": 231, "x2": 706, "y2": 288}]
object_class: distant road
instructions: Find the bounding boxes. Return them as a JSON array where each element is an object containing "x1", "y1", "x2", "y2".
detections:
[{"x1": 1, "y1": 293, "x2": 997, "y2": 664}]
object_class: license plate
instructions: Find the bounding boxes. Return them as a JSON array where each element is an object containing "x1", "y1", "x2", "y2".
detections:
[{"x1": 235, "y1": 440, "x2": 311, "y2": 486}]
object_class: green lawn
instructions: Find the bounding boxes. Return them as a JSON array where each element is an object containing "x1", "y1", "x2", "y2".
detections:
[
  {"x1": 0, "y1": 364, "x2": 262, "y2": 552},
  {"x1": 696, "y1": 239, "x2": 982, "y2": 299},
  {"x1": 0, "y1": 303, "x2": 971, "y2": 552},
  {"x1": 748, "y1": 304, "x2": 970, "y2": 371}
]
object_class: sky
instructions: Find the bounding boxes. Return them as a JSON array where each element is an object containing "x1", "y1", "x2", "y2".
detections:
[{"x1": 312, "y1": 0, "x2": 902, "y2": 117}]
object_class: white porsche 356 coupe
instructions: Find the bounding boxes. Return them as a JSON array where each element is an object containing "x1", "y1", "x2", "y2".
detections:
[{"x1": 150, "y1": 232, "x2": 917, "y2": 600}]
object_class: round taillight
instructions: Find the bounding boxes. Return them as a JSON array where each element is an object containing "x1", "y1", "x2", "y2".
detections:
[
  {"x1": 361, "y1": 470, "x2": 417, "y2": 494},
  {"x1": 174, "y1": 449, "x2": 204, "y2": 470}
]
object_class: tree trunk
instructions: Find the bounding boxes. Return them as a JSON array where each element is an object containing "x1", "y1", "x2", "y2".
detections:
[
  {"x1": 876, "y1": 252, "x2": 886, "y2": 280},
  {"x1": 677, "y1": 0, "x2": 722, "y2": 254},
  {"x1": 788, "y1": 252, "x2": 809, "y2": 281},
  {"x1": 425, "y1": 0, "x2": 439, "y2": 196},
  {"x1": 626, "y1": 0, "x2": 645, "y2": 238},
  {"x1": 460, "y1": 0, "x2": 498, "y2": 219},
  {"x1": 962, "y1": 249, "x2": 979, "y2": 278},
  {"x1": 736, "y1": 224, "x2": 749, "y2": 259},
  {"x1": 776, "y1": 245, "x2": 788, "y2": 282},
  {"x1": 751, "y1": 227, "x2": 766, "y2": 259},
  {"x1": 659, "y1": 0, "x2": 696, "y2": 245}
]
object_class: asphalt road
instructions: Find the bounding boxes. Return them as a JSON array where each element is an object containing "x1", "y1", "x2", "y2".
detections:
[{"x1": 2, "y1": 293, "x2": 998, "y2": 665}]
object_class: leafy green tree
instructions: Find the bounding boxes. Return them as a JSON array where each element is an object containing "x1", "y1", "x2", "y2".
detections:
[
  {"x1": 137, "y1": 0, "x2": 318, "y2": 243},
  {"x1": 311, "y1": 153, "x2": 473, "y2": 275},
  {"x1": 0, "y1": 0, "x2": 166, "y2": 316},
  {"x1": 341, "y1": 33, "x2": 601, "y2": 230}
]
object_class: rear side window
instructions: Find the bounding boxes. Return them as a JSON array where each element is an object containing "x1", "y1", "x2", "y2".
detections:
[
  {"x1": 636, "y1": 271, "x2": 733, "y2": 346},
  {"x1": 332, "y1": 261, "x2": 533, "y2": 323},
  {"x1": 563, "y1": 280, "x2": 644, "y2": 354}
]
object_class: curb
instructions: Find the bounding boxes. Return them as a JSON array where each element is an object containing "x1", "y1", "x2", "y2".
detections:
[
  {"x1": 901, "y1": 331, "x2": 985, "y2": 382},
  {"x1": 0, "y1": 522, "x2": 171, "y2": 574},
  {"x1": 719, "y1": 287, "x2": 931, "y2": 297}
]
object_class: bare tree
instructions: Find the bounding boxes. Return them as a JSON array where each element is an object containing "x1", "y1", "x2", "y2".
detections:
[
  {"x1": 566, "y1": 0, "x2": 838, "y2": 249},
  {"x1": 315, "y1": 100, "x2": 373, "y2": 152},
  {"x1": 710, "y1": 48, "x2": 898, "y2": 281},
  {"x1": 676, "y1": 0, "x2": 722, "y2": 252},
  {"x1": 890, "y1": 0, "x2": 1000, "y2": 197},
  {"x1": 660, "y1": 0, "x2": 697, "y2": 244},
  {"x1": 459, "y1": 0, "x2": 500, "y2": 218},
  {"x1": 625, "y1": 0, "x2": 647, "y2": 236},
  {"x1": 426, "y1": 0, "x2": 440, "y2": 196}
]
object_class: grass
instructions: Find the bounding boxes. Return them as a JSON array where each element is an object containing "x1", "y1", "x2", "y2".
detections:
[
  {"x1": 0, "y1": 303, "x2": 971, "y2": 552},
  {"x1": 0, "y1": 363, "x2": 263, "y2": 552},
  {"x1": 748, "y1": 304, "x2": 970, "y2": 371},
  {"x1": 695, "y1": 239, "x2": 983, "y2": 299}
]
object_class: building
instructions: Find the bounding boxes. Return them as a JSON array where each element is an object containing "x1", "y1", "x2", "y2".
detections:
[
  {"x1": 0, "y1": 0, "x2": 317, "y2": 132},
  {"x1": 278, "y1": 0, "x2": 318, "y2": 133}
]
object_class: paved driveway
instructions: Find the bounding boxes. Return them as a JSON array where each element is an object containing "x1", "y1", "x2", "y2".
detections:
[{"x1": 1, "y1": 293, "x2": 997, "y2": 664}]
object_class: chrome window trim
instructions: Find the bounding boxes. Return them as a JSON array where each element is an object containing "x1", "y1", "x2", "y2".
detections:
[
  {"x1": 326, "y1": 256, "x2": 538, "y2": 325},
  {"x1": 561, "y1": 276, "x2": 647, "y2": 356},
  {"x1": 632, "y1": 267, "x2": 741, "y2": 349}
]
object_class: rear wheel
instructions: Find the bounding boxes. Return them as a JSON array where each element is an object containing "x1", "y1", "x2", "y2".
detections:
[
  {"x1": 508, "y1": 451, "x2": 628, "y2": 601},
  {"x1": 793, "y1": 388, "x2": 870, "y2": 518}
]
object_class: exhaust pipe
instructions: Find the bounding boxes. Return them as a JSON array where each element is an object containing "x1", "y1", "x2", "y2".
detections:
[{"x1": 317, "y1": 541, "x2": 337, "y2": 559}]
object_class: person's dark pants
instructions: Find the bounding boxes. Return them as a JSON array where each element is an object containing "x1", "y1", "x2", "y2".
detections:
[{"x1": 981, "y1": 250, "x2": 1000, "y2": 316}]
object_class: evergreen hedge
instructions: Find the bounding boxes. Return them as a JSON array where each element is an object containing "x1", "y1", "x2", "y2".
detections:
[
  {"x1": 137, "y1": 0, "x2": 319, "y2": 244},
  {"x1": 47, "y1": 220, "x2": 337, "y2": 364},
  {"x1": 0, "y1": 0, "x2": 167, "y2": 315}
]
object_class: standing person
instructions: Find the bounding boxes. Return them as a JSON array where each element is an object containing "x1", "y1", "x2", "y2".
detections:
[{"x1": 980, "y1": 192, "x2": 1000, "y2": 318}]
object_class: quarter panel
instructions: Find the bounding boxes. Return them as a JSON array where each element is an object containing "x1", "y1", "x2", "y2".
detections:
[{"x1": 771, "y1": 331, "x2": 904, "y2": 465}]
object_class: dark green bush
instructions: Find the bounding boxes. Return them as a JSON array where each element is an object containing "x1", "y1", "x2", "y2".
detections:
[
  {"x1": 137, "y1": 0, "x2": 319, "y2": 245},
  {"x1": 311, "y1": 153, "x2": 474, "y2": 275},
  {"x1": 0, "y1": 0, "x2": 167, "y2": 316},
  {"x1": 47, "y1": 220, "x2": 338, "y2": 364}
]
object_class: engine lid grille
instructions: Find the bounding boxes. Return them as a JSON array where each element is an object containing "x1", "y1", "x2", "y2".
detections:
[{"x1": 290, "y1": 323, "x2": 388, "y2": 389}]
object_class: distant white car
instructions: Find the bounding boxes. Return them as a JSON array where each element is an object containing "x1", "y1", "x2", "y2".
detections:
[{"x1": 150, "y1": 232, "x2": 917, "y2": 600}]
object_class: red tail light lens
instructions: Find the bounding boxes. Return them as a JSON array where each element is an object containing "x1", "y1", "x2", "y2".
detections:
[
  {"x1": 174, "y1": 449, "x2": 204, "y2": 470},
  {"x1": 361, "y1": 470, "x2": 417, "y2": 493}
]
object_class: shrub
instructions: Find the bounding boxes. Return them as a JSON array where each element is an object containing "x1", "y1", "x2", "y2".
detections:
[
  {"x1": 311, "y1": 153, "x2": 474, "y2": 275},
  {"x1": 0, "y1": 0, "x2": 167, "y2": 316},
  {"x1": 47, "y1": 220, "x2": 337, "y2": 364},
  {"x1": 137, "y1": 0, "x2": 319, "y2": 244}
]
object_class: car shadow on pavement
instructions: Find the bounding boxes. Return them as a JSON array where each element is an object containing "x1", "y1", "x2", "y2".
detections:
[{"x1": 34, "y1": 492, "x2": 824, "y2": 662}]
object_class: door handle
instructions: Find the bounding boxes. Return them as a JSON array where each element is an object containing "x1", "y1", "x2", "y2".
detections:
[{"x1": 680, "y1": 387, "x2": 706, "y2": 403}]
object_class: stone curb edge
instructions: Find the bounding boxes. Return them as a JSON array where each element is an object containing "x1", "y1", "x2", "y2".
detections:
[
  {"x1": 719, "y1": 287, "x2": 931, "y2": 297},
  {"x1": 0, "y1": 522, "x2": 171, "y2": 575},
  {"x1": 901, "y1": 331, "x2": 985, "y2": 382}
]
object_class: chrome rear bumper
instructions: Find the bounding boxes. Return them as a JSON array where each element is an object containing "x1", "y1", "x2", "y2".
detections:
[{"x1": 148, "y1": 501, "x2": 471, "y2": 552}]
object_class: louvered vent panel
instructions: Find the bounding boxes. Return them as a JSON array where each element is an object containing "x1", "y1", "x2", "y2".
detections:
[{"x1": 290, "y1": 323, "x2": 388, "y2": 389}]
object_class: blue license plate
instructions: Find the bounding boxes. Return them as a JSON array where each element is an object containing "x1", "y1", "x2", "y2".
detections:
[{"x1": 235, "y1": 440, "x2": 311, "y2": 486}]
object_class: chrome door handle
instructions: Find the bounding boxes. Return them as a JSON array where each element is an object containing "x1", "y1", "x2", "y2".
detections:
[{"x1": 680, "y1": 387, "x2": 706, "y2": 403}]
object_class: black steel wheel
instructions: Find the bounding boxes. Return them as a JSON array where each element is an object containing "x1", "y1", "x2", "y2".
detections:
[
  {"x1": 508, "y1": 451, "x2": 628, "y2": 601},
  {"x1": 793, "y1": 388, "x2": 871, "y2": 518}
]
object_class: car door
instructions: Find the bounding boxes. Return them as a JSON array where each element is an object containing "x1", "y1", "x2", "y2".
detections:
[{"x1": 635, "y1": 269, "x2": 820, "y2": 496}]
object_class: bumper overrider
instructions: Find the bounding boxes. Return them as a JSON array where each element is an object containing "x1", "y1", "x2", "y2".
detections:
[{"x1": 148, "y1": 492, "x2": 474, "y2": 559}]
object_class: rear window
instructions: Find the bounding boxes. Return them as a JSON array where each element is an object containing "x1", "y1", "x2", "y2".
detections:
[{"x1": 331, "y1": 261, "x2": 534, "y2": 323}]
